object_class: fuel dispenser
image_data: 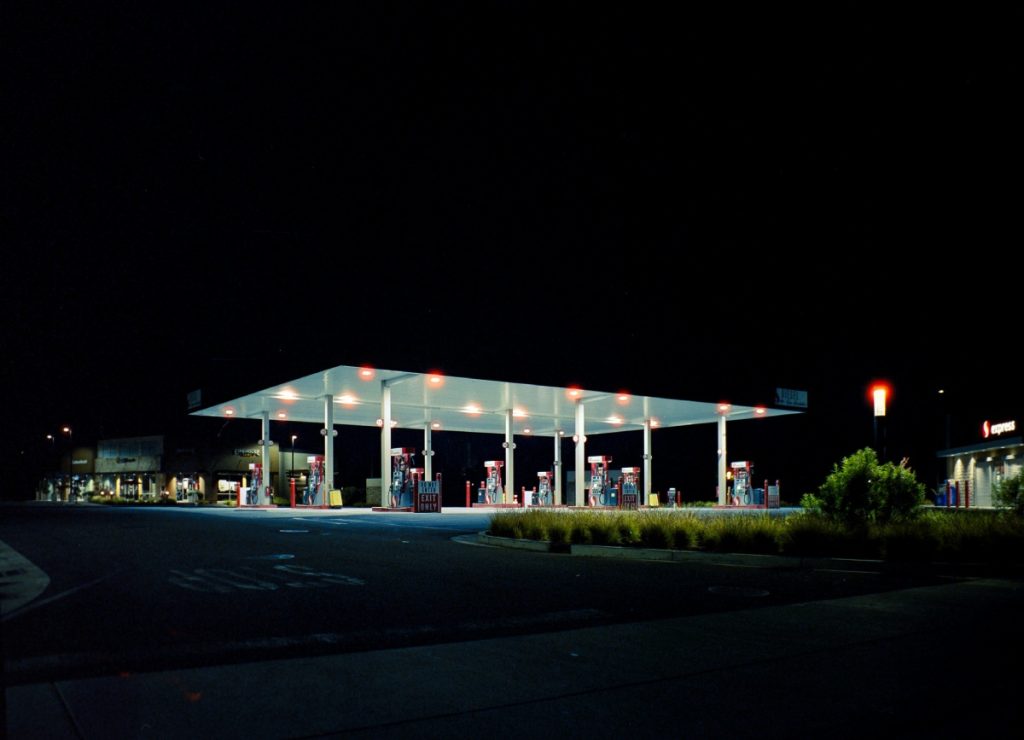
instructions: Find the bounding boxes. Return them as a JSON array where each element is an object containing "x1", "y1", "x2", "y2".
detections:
[
  {"x1": 389, "y1": 448, "x2": 421, "y2": 508},
  {"x1": 620, "y1": 466, "x2": 641, "y2": 508},
  {"x1": 304, "y1": 456, "x2": 324, "y2": 505},
  {"x1": 478, "y1": 460, "x2": 504, "y2": 504},
  {"x1": 588, "y1": 455, "x2": 614, "y2": 506},
  {"x1": 536, "y1": 471, "x2": 553, "y2": 506},
  {"x1": 246, "y1": 462, "x2": 263, "y2": 506},
  {"x1": 730, "y1": 461, "x2": 754, "y2": 505}
]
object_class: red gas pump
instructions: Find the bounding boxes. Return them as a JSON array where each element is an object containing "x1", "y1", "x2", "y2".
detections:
[
  {"x1": 536, "y1": 471, "x2": 553, "y2": 506},
  {"x1": 730, "y1": 461, "x2": 753, "y2": 505},
  {"x1": 480, "y1": 460, "x2": 504, "y2": 504},
  {"x1": 588, "y1": 456, "x2": 612, "y2": 506},
  {"x1": 389, "y1": 448, "x2": 417, "y2": 508}
]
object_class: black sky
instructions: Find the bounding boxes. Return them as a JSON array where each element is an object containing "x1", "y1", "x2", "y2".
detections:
[{"x1": 5, "y1": 4, "x2": 1023, "y2": 496}]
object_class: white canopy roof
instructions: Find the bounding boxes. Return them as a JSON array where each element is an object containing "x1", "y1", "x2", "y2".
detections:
[{"x1": 191, "y1": 364, "x2": 798, "y2": 435}]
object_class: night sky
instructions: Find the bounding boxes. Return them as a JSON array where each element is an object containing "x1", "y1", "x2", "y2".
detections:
[{"x1": 5, "y1": 5, "x2": 1022, "y2": 499}]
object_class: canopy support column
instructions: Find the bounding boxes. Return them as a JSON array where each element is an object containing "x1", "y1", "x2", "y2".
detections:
[
  {"x1": 554, "y1": 432, "x2": 562, "y2": 506},
  {"x1": 381, "y1": 383, "x2": 392, "y2": 507},
  {"x1": 575, "y1": 402, "x2": 585, "y2": 506},
  {"x1": 643, "y1": 419, "x2": 652, "y2": 505},
  {"x1": 261, "y1": 411, "x2": 271, "y2": 505},
  {"x1": 717, "y1": 414, "x2": 727, "y2": 506},
  {"x1": 504, "y1": 409, "x2": 514, "y2": 504}
]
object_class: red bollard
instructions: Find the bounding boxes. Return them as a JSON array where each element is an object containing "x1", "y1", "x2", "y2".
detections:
[
  {"x1": 466, "y1": 480, "x2": 471, "y2": 508},
  {"x1": 290, "y1": 478, "x2": 296, "y2": 508}
]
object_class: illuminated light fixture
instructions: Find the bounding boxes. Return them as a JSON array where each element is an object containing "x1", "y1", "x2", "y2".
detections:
[
  {"x1": 358, "y1": 366, "x2": 375, "y2": 380},
  {"x1": 559, "y1": 430, "x2": 566, "y2": 436},
  {"x1": 277, "y1": 412, "x2": 287, "y2": 419},
  {"x1": 650, "y1": 419, "x2": 660, "y2": 428},
  {"x1": 427, "y1": 373, "x2": 444, "y2": 386},
  {"x1": 606, "y1": 415, "x2": 624, "y2": 425},
  {"x1": 513, "y1": 409, "x2": 527, "y2": 418},
  {"x1": 431, "y1": 422, "x2": 441, "y2": 429},
  {"x1": 336, "y1": 394, "x2": 357, "y2": 405},
  {"x1": 523, "y1": 428, "x2": 532, "y2": 434},
  {"x1": 938, "y1": 389, "x2": 945, "y2": 395},
  {"x1": 391, "y1": 420, "x2": 398, "y2": 427},
  {"x1": 63, "y1": 426, "x2": 71, "y2": 433},
  {"x1": 754, "y1": 407, "x2": 767, "y2": 416},
  {"x1": 870, "y1": 383, "x2": 890, "y2": 417},
  {"x1": 225, "y1": 408, "x2": 235, "y2": 416},
  {"x1": 462, "y1": 404, "x2": 482, "y2": 415},
  {"x1": 617, "y1": 392, "x2": 630, "y2": 404},
  {"x1": 718, "y1": 403, "x2": 731, "y2": 413},
  {"x1": 566, "y1": 387, "x2": 582, "y2": 399},
  {"x1": 276, "y1": 389, "x2": 298, "y2": 401},
  {"x1": 376, "y1": 418, "x2": 383, "y2": 427}
]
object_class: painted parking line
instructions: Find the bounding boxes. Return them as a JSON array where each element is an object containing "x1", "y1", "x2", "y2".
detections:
[{"x1": 168, "y1": 564, "x2": 365, "y2": 594}]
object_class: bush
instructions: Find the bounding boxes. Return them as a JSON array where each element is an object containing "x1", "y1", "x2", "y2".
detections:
[
  {"x1": 818, "y1": 448, "x2": 925, "y2": 525},
  {"x1": 994, "y1": 472, "x2": 1024, "y2": 515}
]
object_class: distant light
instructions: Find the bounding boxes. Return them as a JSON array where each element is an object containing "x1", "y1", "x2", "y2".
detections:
[
  {"x1": 276, "y1": 389, "x2": 297, "y2": 401},
  {"x1": 606, "y1": 415, "x2": 623, "y2": 425},
  {"x1": 938, "y1": 389, "x2": 945, "y2": 395},
  {"x1": 558, "y1": 430, "x2": 565, "y2": 436},
  {"x1": 754, "y1": 407, "x2": 767, "y2": 416},
  {"x1": 718, "y1": 404, "x2": 731, "y2": 413},
  {"x1": 428, "y1": 373, "x2": 444, "y2": 386},
  {"x1": 617, "y1": 392, "x2": 630, "y2": 404},
  {"x1": 62, "y1": 426, "x2": 71, "y2": 433},
  {"x1": 277, "y1": 412, "x2": 287, "y2": 419},
  {"x1": 513, "y1": 408, "x2": 527, "y2": 418},
  {"x1": 462, "y1": 404, "x2": 481, "y2": 415},
  {"x1": 337, "y1": 394, "x2": 357, "y2": 405},
  {"x1": 567, "y1": 387, "x2": 582, "y2": 399},
  {"x1": 523, "y1": 428, "x2": 532, "y2": 434},
  {"x1": 46, "y1": 434, "x2": 54, "y2": 440},
  {"x1": 224, "y1": 409, "x2": 234, "y2": 416},
  {"x1": 871, "y1": 383, "x2": 889, "y2": 417},
  {"x1": 359, "y1": 366, "x2": 375, "y2": 380},
  {"x1": 431, "y1": 422, "x2": 441, "y2": 429}
]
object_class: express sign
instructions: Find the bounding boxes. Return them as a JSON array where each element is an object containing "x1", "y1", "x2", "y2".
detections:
[{"x1": 982, "y1": 420, "x2": 1017, "y2": 438}]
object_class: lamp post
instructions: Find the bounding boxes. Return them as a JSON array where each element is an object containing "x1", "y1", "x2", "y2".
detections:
[
  {"x1": 46, "y1": 435, "x2": 55, "y2": 500},
  {"x1": 870, "y1": 384, "x2": 888, "y2": 459},
  {"x1": 62, "y1": 426, "x2": 73, "y2": 502},
  {"x1": 291, "y1": 434, "x2": 297, "y2": 479}
]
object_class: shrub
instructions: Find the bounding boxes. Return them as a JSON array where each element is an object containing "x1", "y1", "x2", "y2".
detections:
[
  {"x1": 994, "y1": 472, "x2": 1024, "y2": 515},
  {"x1": 818, "y1": 448, "x2": 925, "y2": 525}
]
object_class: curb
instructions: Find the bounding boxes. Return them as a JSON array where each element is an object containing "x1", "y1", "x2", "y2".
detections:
[{"x1": 471, "y1": 532, "x2": 800, "y2": 567}]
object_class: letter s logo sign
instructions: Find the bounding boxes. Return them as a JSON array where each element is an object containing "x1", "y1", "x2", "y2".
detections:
[{"x1": 982, "y1": 420, "x2": 990, "y2": 438}]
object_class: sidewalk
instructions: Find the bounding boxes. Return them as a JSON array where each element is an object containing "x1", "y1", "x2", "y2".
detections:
[{"x1": 8, "y1": 578, "x2": 1022, "y2": 739}]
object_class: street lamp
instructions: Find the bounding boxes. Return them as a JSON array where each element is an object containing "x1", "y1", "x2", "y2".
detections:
[
  {"x1": 62, "y1": 426, "x2": 73, "y2": 502},
  {"x1": 291, "y1": 434, "x2": 297, "y2": 479},
  {"x1": 46, "y1": 435, "x2": 55, "y2": 500},
  {"x1": 870, "y1": 384, "x2": 889, "y2": 459}
]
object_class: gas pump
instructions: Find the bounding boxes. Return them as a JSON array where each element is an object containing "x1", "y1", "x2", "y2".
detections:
[
  {"x1": 247, "y1": 463, "x2": 263, "y2": 506},
  {"x1": 304, "y1": 456, "x2": 324, "y2": 505},
  {"x1": 620, "y1": 466, "x2": 641, "y2": 508},
  {"x1": 389, "y1": 448, "x2": 419, "y2": 508},
  {"x1": 536, "y1": 471, "x2": 553, "y2": 506},
  {"x1": 479, "y1": 460, "x2": 504, "y2": 504},
  {"x1": 588, "y1": 456, "x2": 613, "y2": 506},
  {"x1": 730, "y1": 461, "x2": 753, "y2": 505}
]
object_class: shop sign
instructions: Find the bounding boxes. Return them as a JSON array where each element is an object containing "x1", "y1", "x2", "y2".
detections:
[
  {"x1": 774, "y1": 387, "x2": 808, "y2": 409},
  {"x1": 983, "y1": 420, "x2": 1016, "y2": 438},
  {"x1": 235, "y1": 449, "x2": 260, "y2": 458}
]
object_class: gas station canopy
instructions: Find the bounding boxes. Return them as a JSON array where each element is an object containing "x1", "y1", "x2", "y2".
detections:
[{"x1": 190, "y1": 363, "x2": 797, "y2": 434}]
